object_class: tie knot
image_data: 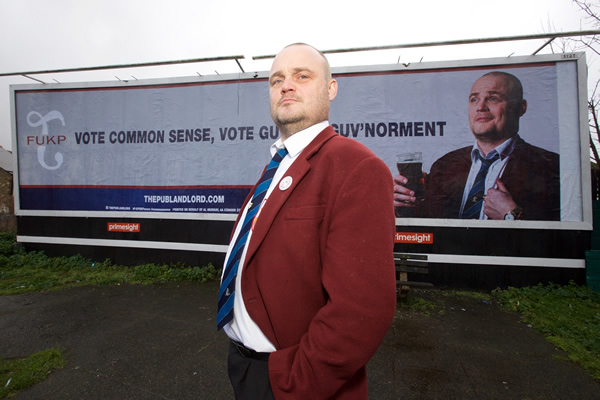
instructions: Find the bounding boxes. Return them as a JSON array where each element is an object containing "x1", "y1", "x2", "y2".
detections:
[
  {"x1": 267, "y1": 147, "x2": 288, "y2": 170},
  {"x1": 274, "y1": 147, "x2": 288, "y2": 162},
  {"x1": 477, "y1": 151, "x2": 499, "y2": 167}
]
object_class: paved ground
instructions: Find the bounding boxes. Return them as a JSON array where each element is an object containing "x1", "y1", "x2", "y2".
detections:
[{"x1": 1, "y1": 281, "x2": 599, "y2": 399}]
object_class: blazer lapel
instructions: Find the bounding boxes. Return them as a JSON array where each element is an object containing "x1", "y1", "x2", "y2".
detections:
[
  {"x1": 243, "y1": 126, "x2": 337, "y2": 271},
  {"x1": 500, "y1": 137, "x2": 527, "y2": 196}
]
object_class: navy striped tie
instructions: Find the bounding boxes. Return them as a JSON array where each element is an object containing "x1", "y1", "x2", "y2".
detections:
[
  {"x1": 460, "y1": 152, "x2": 499, "y2": 219},
  {"x1": 217, "y1": 147, "x2": 288, "y2": 330}
]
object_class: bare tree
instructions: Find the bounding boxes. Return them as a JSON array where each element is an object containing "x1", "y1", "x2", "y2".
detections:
[
  {"x1": 552, "y1": 1, "x2": 600, "y2": 197},
  {"x1": 590, "y1": 80, "x2": 600, "y2": 168},
  {"x1": 573, "y1": 1, "x2": 600, "y2": 168}
]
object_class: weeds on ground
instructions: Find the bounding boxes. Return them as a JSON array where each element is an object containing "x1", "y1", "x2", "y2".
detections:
[
  {"x1": 494, "y1": 282, "x2": 600, "y2": 380},
  {"x1": 0, "y1": 348, "x2": 65, "y2": 399},
  {"x1": 0, "y1": 232, "x2": 220, "y2": 295},
  {"x1": 398, "y1": 288, "x2": 491, "y2": 315},
  {"x1": 442, "y1": 289, "x2": 491, "y2": 302},
  {"x1": 397, "y1": 295, "x2": 437, "y2": 314}
]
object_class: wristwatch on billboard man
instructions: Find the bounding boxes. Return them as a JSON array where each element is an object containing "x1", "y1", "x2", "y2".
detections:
[{"x1": 504, "y1": 205, "x2": 523, "y2": 220}]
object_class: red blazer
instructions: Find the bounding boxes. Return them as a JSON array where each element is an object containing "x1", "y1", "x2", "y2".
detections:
[{"x1": 234, "y1": 126, "x2": 397, "y2": 399}]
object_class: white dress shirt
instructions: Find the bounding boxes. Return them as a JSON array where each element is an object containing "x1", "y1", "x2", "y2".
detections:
[
  {"x1": 223, "y1": 121, "x2": 329, "y2": 352},
  {"x1": 459, "y1": 135, "x2": 518, "y2": 219}
]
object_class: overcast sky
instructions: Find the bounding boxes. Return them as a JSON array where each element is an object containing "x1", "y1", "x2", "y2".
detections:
[{"x1": 0, "y1": 0, "x2": 594, "y2": 152}]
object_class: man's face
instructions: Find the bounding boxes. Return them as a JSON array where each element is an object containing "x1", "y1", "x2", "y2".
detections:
[
  {"x1": 269, "y1": 45, "x2": 337, "y2": 139},
  {"x1": 468, "y1": 74, "x2": 526, "y2": 144}
]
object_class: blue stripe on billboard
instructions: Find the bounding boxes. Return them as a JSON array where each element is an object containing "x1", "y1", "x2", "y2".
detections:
[{"x1": 20, "y1": 187, "x2": 251, "y2": 213}]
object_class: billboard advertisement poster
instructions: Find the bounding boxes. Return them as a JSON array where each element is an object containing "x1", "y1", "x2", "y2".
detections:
[{"x1": 12, "y1": 53, "x2": 589, "y2": 230}]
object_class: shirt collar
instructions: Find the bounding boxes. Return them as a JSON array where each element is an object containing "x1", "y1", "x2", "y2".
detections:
[
  {"x1": 270, "y1": 121, "x2": 329, "y2": 158},
  {"x1": 470, "y1": 134, "x2": 519, "y2": 162}
]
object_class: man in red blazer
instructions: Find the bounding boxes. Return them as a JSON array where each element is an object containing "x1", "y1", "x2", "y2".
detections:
[{"x1": 218, "y1": 43, "x2": 397, "y2": 399}]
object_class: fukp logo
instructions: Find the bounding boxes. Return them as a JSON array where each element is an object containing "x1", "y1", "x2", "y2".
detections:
[
  {"x1": 26, "y1": 110, "x2": 66, "y2": 170},
  {"x1": 107, "y1": 222, "x2": 141, "y2": 232}
]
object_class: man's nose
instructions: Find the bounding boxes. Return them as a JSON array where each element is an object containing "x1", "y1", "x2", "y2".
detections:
[
  {"x1": 477, "y1": 100, "x2": 489, "y2": 111},
  {"x1": 280, "y1": 78, "x2": 295, "y2": 92}
]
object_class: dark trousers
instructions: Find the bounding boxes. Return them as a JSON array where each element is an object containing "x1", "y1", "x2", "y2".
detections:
[{"x1": 228, "y1": 341, "x2": 275, "y2": 400}]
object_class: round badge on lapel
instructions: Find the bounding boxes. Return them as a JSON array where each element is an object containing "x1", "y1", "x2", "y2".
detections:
[{"x1": 279, "y1": 176, "x2": 293, "y2": 191}]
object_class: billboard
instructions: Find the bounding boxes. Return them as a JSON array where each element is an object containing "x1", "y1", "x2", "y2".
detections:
[
  {"x1": 12, "y1": 53, "x2": 590, "y2": 232},
  {"x1": 10, "y1": 51, "x2": 592, "y2": 276}
]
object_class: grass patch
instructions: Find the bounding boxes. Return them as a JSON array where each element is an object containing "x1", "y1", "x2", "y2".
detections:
[
  {"x1": 443, "y1": 289, "x2": 492, "y2": 302},
  {"x1": 0, "y1": 232, "x2": 220, "y2": 295},
  {"x1": 397, "y1": 296, "x2": 437, "y2": 314},
  {"x1": 0, "y1": 348, "x2": 65, "y2": 399},
  {"x1": 494, "y1": 282, "x2": 600, "y2": 380},
  {"x1": 399, "y1": 289, "x2": 491, "y2": 315}
]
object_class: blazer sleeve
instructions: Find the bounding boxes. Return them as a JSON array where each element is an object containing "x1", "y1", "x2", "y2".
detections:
[{"x1": 268, "y1": 155, "x2": 397, "y2": 399}]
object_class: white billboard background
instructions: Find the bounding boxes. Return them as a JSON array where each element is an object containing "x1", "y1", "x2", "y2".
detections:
[{"x1": 16, "y1": 81, "x2": 274, "y2": 186}]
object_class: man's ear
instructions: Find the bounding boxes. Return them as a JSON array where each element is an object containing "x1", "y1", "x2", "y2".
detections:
[
  {"x1": 519, "y1": 99, "x2": 528, "y2": 117},
  {"x1": 328, "y1": 79, "x2": 338, "y2": 101}
]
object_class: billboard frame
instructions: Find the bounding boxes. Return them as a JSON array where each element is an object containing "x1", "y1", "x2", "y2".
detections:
[{"x1": 9, "y1": 52, "x2": 593, "y2": 275}]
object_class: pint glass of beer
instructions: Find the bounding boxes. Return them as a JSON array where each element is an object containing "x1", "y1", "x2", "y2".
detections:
[{"x1": 396, "y1": 152, "x2": 424, "y2": 202}]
